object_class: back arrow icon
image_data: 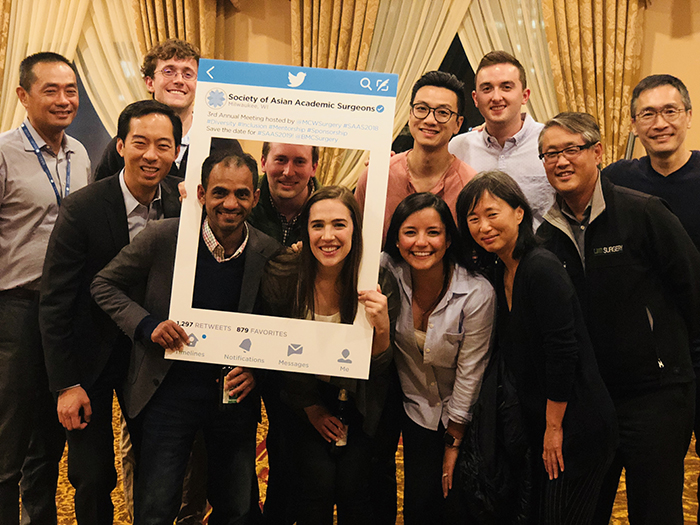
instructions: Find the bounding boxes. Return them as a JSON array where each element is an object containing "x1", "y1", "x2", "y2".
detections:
[{"x1": 207, "y1": 66, "x2": 215, "y2": 79}]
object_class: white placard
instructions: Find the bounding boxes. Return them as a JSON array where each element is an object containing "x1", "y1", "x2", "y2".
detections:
[{"x1": 167, "y1": 59, "x2": 397, "y2": 380}]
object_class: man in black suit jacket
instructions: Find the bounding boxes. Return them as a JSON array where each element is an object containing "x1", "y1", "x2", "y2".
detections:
[
  {"x1": 39, "y1": 99, "x2": 183, "y2": 523},
  {"x1": 91, "y1": 150, "x2": 281, "y2": 524}
]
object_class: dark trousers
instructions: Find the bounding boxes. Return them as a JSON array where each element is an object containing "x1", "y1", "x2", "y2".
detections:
[
  {"x1": 592, "y1": 382, "x2": 695, "y2": 525},
  {"x1": 260, "y1": 372, "x2": 295, "y2": 525},
  {"x1": 289, "y1": 385, "x2": 374, "y2": 525},
  {"x1": 694, "y1": 367, "x2": 700, "y2": 524},
  {"x1": 134, "y1": 363, "x2": 259, "y2": 525},
  {"x1": 533, "y1": 453, "x2": 611, "y2": 525},
  {"x1": 0, "y1": 293, "x2": 65, "y2": 525},
  {"x1": 369, "y1": 367, "x2": 402, "y2": 525},
  {"x1": 401, "y1": 410, "x2": 459, "y2": 525},
  {"x1": 65, "y1": 347, "x2": 128, "y2": 525}
]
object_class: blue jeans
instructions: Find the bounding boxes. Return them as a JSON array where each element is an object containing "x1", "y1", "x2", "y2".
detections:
[
  {"x1": 134, "y1": 362, "x2": 259, "y2": 525},
  {"x1": 0, "y1": 292, "x2": 65, "y2": 525}
]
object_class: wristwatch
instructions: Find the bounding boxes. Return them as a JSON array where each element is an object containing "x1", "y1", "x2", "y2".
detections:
[{"x1": 443, "y1": 432, "x2": 462, "y2": 448}]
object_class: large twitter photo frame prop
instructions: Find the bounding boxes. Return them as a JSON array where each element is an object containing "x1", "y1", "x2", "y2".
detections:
[{"x1": 168, "y1": 59, "x2": 397, "y2": 380}]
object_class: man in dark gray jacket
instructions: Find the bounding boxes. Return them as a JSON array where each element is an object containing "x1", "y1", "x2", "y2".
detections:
[
  {"x1": 537, "y1": 111, "x2": 700, "y2": 525},
  {"x1": 91, "y1": 150, "x2": 280, "y2": 524}
]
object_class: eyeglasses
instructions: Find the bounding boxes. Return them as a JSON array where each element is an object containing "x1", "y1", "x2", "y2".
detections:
[
  {"x1": 154, "y1": 66, "x2": 197, "y2": 81},
  {"x1": 539, "y1": 142, "x2": 597, "y2": 163},
  {"x1": 410, "y1": 104, "x2": 458, "y2": 124},
  {"x1": 634, "y1": 107, "x2": 687, "y2": 125}
]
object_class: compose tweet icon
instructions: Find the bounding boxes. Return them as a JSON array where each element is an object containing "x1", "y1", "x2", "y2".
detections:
[
  {"x1": 287, "y1": 343, "x2": 304, "y2": 356},
  {"x1": 287, "y1": 71, "x2": 306, "y2": 88}
]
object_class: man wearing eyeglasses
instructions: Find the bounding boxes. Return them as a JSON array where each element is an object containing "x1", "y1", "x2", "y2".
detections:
[
  {"x1": 93, "y1": 39, "x2": 241, "y2": 184},
  {"x1": 537, "y1": 112, "x2": 700, "y2": 525},
  {"x1": 93, "y1": 39, "x2": 197, "y2": 182},
  {"x1": 602, "y1": 74, "x2": 700, "y2": 522},
  {"x1": 449, "y1": 51, "x2": 554, "y2": 227},
  {"x1": 355, "y1": 71, "x2": 476, "y2": 243}
]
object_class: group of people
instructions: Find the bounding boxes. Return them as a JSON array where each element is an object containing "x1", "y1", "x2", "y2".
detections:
[{"x1": 1, "y1": 34, "x2": 700, "y2": 525}]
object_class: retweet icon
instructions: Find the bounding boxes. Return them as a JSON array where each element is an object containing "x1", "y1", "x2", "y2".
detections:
[{"x1": 287, "y1": 71, "x2": 306, "y2": 88}]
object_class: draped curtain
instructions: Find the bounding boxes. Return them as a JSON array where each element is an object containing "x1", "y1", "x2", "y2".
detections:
[
  {"x1": 290, "y1": 0, "x2": 380, "y2": 186},
  {"x1": 458, "y1": 0, "x2": 559, "y2": 123},
  {"x1": 0, "y1": 0, "x2": 230, "y2": 136},
  {"x1": 0, "y1": 0, "x2": 11, "y2": 108},
  {"x1": 132, "y1": 0, "x2": 227, "y2": 60},
  {"x1": 542, "y1": 0, "x2": 646, "y2": 164},
  {"x1": 303, "y1": 0, "x2": 474, "y2": 188},
  {"x1": 75, "y1": 0, "x2": 149, "y2": 136},
  {"x1": 0, "y1": 0, "x2": 90, "y2": 132}
]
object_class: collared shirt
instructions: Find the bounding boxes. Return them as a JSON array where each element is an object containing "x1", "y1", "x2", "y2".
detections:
[
  {"x1": 546, "y1": 174, "x2": 606, "y2": 268},
  {"x1": 0, "y1": 119, "x2": 90, "y2": 291},
  {"x1": 449, "y1": 113, "x2": 555, "y2": 228},
  {"x1": 119, "y1": 170, "x2": 163, "y2": 241},
  {"x1": 201, "y1": 218, "x2": 249, "y2": 262},
  {"x1": 175, "y1": 130, "x2": 190, "y2": 168},
  {"x1": 381, "y1": 253, "x2": 495, "y2": 430},
  {"x1": 268, "y1": 178, "x2": 314, "y2": 245},
  {"x1": 355, "y1": 150, "x2": 477, "y2": 243}
]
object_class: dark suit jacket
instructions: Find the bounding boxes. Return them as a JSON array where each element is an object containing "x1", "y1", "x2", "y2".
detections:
[
  {"x1": 40, "y1": 174, "x2": 182, "y2": 393},
  {"x1": 90, "y1": 219, "x2": 281, "y2": 418}
]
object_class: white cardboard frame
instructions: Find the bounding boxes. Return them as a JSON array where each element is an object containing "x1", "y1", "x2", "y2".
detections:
[{"x1": 167, "y1": 59, "x2": 397, "y2": 380}]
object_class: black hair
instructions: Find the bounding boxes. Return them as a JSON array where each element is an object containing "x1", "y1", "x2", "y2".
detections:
[
  {"x1": 410, "y1": 71, "x2": 466, "y2": 117},
  {"x1": 384, "y1": 192, "x2": 473, "y2": 272},
  {"x1": 457, "y1": 170, "x2": 538, "y2": 269},
  {"x1": 200, "y1": 150, "x2": 259, "y2": 191},
  {"x1": 19, "y1": 52, "x2": 77, "y2": 91},
  {"x1": 631, "y1": 74, "x2": 692, "y2": 117},
  {"x1": 116, "y1": 100, "x2": 183, "y2": 147}
]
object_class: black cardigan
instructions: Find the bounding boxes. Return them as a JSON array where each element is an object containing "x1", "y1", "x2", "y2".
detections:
[{"x1": 496, "y1": 247, "x2": 617, "y2": 478}]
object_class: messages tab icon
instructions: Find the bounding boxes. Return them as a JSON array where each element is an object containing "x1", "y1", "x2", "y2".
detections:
[{"x1": 287, "y1": 343, "x2": 304, "y2": 356}]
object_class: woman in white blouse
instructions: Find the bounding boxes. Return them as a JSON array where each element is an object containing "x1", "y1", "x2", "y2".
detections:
[{"x1": 381, "y1": 192, "x2": 495, "y2": 524}]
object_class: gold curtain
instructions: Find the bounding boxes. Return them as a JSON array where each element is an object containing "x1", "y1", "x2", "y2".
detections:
[
  {"x1": 290, "y1": 0, "x2": 380, "y2": 186},
  {"x1": 0, "y1": 0, "x2": 11, "y2": 102},
  {"x1": 459, "y1": 0, "x2": 559, "y2": 123},
  {"x1": 0, "y1": 0, "x2": 91, "y2": 132},
  {"x1": 132, "y1": 0, "x2": 226, "y2": 59},
  {"x1": 542, "y1": 0, "x2": 646, "y2": 164}
]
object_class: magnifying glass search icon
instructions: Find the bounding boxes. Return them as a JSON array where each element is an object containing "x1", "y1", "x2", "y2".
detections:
[{"x1": 360, "y1": 77, "x2": 372, "y2": 90}]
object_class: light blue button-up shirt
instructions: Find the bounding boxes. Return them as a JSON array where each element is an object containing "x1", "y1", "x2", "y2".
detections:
[{"x1": 381, "y1": 253, "x2": 495, "y2": 430}]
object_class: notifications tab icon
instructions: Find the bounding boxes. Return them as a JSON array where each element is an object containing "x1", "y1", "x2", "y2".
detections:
[{"x1": 288, "y1": 343, "x2": 303, "y2": 356}]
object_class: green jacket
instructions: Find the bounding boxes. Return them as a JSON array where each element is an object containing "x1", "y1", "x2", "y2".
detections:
[{"x1": 248, "y1": 175, "x2": 320, "y2": 246}]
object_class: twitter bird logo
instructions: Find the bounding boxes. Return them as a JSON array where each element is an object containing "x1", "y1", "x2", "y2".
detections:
[{"x1": 288, "y1": 71, "x2": 306, "y2": 88}]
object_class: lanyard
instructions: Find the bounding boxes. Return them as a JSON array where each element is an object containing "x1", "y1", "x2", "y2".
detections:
[{"x1": 21, "y1": 123, "x2": 70, "y2": 206}]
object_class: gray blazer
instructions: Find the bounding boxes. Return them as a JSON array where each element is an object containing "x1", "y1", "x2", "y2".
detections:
[{"x1": 90, "y1": 218, "x2": 281, "y2": 418}]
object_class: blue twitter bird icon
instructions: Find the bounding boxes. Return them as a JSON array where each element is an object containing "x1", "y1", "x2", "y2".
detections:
[{"x1": 288, "y1": 71, "x2": 306, "y2": 87}]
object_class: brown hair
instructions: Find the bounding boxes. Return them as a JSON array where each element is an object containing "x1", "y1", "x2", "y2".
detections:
[
  {"x1": 476, "y1": 51, "x2": 527, "y2": 90},
  {"x1": 141, "y1": 39, "x2": 200, "y2": 79},
  {"x1": 296, "y1": 186, "x2": 362, "y2": 323},
  {"x1": 261, "y1": 142, "x2": 319, "y2": 166}
]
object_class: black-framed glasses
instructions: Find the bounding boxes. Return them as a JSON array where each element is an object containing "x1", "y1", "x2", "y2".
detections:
[
  {"x1": 410, "y1": 103, "x2": 458, "y2": 124},
  {"x1": 539, "y1": 142, "x2": 597, "y2": 163},
  {"x1": 634, "y1": 107, "x2": 687, "y2": 125},
  {"x1": 154, "y1": 66, "x2": 197, "y2": 81}
]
